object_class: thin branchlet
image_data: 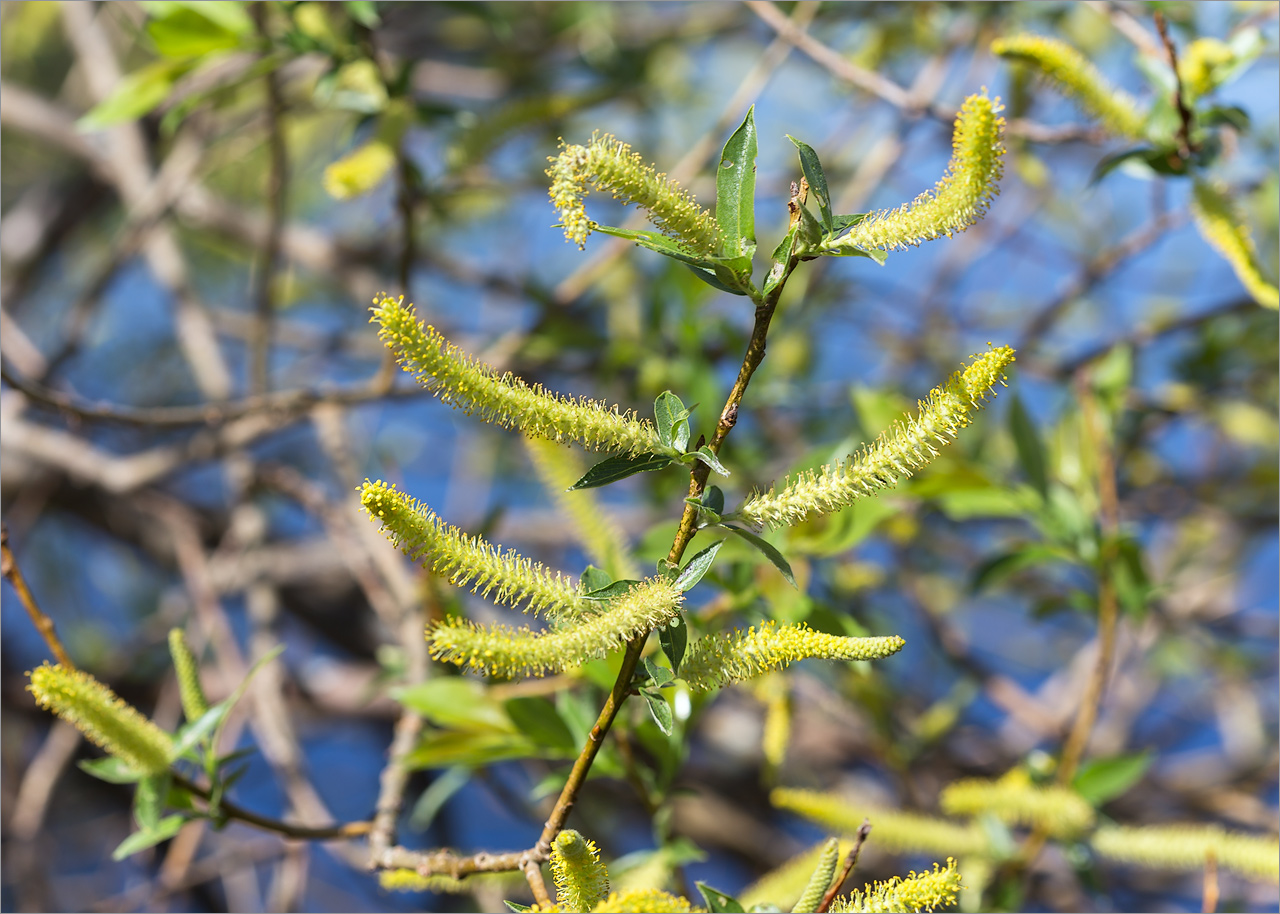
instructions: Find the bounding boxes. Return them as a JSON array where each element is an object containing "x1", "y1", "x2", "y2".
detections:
[
  {"x1": 1190, "y1": 179, "x2": 1279, "y2": 309},
  {"x1": 550, "y1": 829, "x2": 610, "y2": 912},
  {"x1": 679, "y1": 622, "x2": 905, "y2": 692},
  {"x1": 548, "y1": 132, "x2": 723, "y2": 255},
  {"x1": 992, "y1": 34, "x2": 1147, "y2": 139},
  {"x1": 373, "y1": 294, "x2": 663, "y2": 453},
  {"x1": 361, "y1": 479, "x2": 588, "y2": 619},
  {"x1": 27, "y1": 662, "x2": 175, "y2": 776},
  {"x1": 428, "y1": 578, "x2": 683, "y2": 679},
  {"x1": 822, "y1": 93, "x2": 1005, "y2": 253},
  {"x1": 740, "y1": 347, "x2": 1015, "y2": 529},
  {"x1": 828, "y1": 859, "x2": 962, "y2": 914}
]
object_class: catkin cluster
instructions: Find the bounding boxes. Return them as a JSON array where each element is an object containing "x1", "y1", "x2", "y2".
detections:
[
  {"x1": 828, "y1": 859, "x2": 962, "y2": 914},
  {"x1": 551, "y1": 830, "x2": 610, "y2": 912},
  {"x1": 771, "y1": 788, "x2": 989, "y2": 857},
  {"x1": 941, "y1": 773, "x2": 1095, "y2": 836}
]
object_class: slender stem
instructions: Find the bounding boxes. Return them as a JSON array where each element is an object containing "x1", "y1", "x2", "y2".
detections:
[
  {"x1": 2, "y1": 524, "x2": 75, "y2": 669},
  {"x1": 172, "y1": 773, "x2": 371, "y2": 841},
  {"x1": 522, "y1": 858, "x2": 553, "y2": 909},
  {"x1": 1202, "y1": 849, "x2": 1219, "y2": 914},
  {"x1": 1154, "y1": 12, "x2": 1196, "y2": 164},
  {"x1": 251, "y1": 4, "x2": 286, "y2": 397},
  {"x1": 816, "y1": 820, "x2": 872, "y2": 914}
]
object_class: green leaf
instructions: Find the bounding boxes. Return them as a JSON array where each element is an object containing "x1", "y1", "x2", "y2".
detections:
[
  {"x1": 78, "y1": 59, "x2": 191, "y2": 131},
  {"x1": 642, "y1": 657, "x2": 675, "y2": 689},
  {"x1": 720, "y1": 525, "x2": 796, "y2": 588},
  {"x1": 579, "y1": 565, "x2": 613, "y2": 593},
  {"x1": 504, "y1": 903, "x2": 533, "y2": 913},
  {"x1": 1009, "y1": 393, "x2": 1048, "y2": 498},
  {"x1": 715, "y1": 107, "x2": 758, "y2": 261},
  {"x1": 641, "y1": 687, "x2": 674, "y2": 736},
  {"x1": 697, "y1": 882, "x2": 746, "y2": 913},
  {"x1": 504, "y1": 697, "x2": 577, "y2": 753},
  {"x1": 147, "y1": 6, "x2": 246, "y2": 57},
  {"x1": 393, "y1": 679, "x2": 513, "y2": 732},
  {"x1": 654, "y1": 391, "x2": 692, "y2": 452},
  {"x1": 830, "y1": 213, "x2": 867, "y2": 234},
  {"x1": 405, "y1": 730, "x2": 543, "y2": 770},
  {"x1": 134, "y1": 774, "x2": 170, "y2": 831},
  {"x1": 674, "y1": 540, "x2": 725, "y2": 592},
  {"x1": 342, "y1": 0, "x2": 381, "y2": 27},
  {"x1": 410, "y1": 765, "x2": 470, "y2": 830},
  {"x1": 688, "y1": 445, "x2": 730, "y2": 477},
  {"x1": 1199, "y1": 105, "x2": 1250, "y2": 132},
  {"x1": 686, "y1": 263, "x2": 750, "y2": 295},
  {"x1": 172, "y1": 701, "x2": 230, "y2": 761},
  {"x1": 786, "y1": 136, "x2": 833, "y2": 233},
  {"x1": 112, "y1": 814, "x2": 186, "y2": 861},
  {"x1": 703, "y1": 486, "x2": 725, "y2": 516},
  {"x1": 1072, "y1": 751, "x2": 1154, "y2": 805},
  {"x1": 569, "y1": 452, "x2": 674, "y2": 490},
  {"x1": 685, "y1": 496, "x2": 722, "y2": 525},
  {"x1": 140, "y1": 1, "x2": 253, "y2": 35},
  {"x1": 970, "y1": 544, "x2": 1076, "y2": 592},
  {"x1": 79, "y1": 756, "x2": 145, "y2": 785},
  {"x1": 582, "y1": 579, "x2": 643, "y2": 601},
  {"x1": 211, "y1": 644, "x2": 283, "y2": 763},
  {"x1": 659, "y1": 616, "x2": 688, "y2": 676}
]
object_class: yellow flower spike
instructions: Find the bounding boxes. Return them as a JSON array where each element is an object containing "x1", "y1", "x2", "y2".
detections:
[
  {"x1": 428, "y1": 578, "x2": 684, "y2": 679},
  {"x1": 754, "y1": 672, "x2": 792, "y2": 773},
  {"x1": 373, "y1": 294, "x2": 665, "y2": 452},
  {"x1": 828, "y1": 858, "x2": 962, "y2": 914},
  {"x1": 551, "y1": 829, "x2": 610, "y2": 912},
  {"x1": 792, "y1": 837, "x2": 840, "y2": 913},
  {"x1": 1190, "y1": 179, "x2": 1280, "y2": 310},
  {"x1": 591, "y1": 889, "x2": 702, "y2": 913},
  {"x1": 679, "y1": 622, "x2": 905, "y2": 692},
  {"x1": 1092, "y1": 823, "x2": 1280, "y2": 883},
  {"x1": 379, "y1": 870, "x2": 476, "y2": 894},
  {"x1": 167, "y1": 628, "x2": 208, "y2": 724},
  {"x1": 361, "y1": 480, "x2": 588, "y2": 620},
  {"x1": 548, "y1": 133, "x2": 722, "y2": 255},
  {"x1": 822, "y1": 93, "x2": 1004, "y2": 253},
  {"x1": 27, "y1": 662, "x2": 175, "y2": 776},
  {"x1": 992, "y1": 34, "x2": 1147, "y2": 139},
  {"x1": 771, "y1": 788, "x2": 989, "y2": 858},
  {"x1": 940, "y1": 774, "x2": 1095, "y2": 837},
  {"x1": 741, "y1": 347, "x2": 1015, "y2": 529}
]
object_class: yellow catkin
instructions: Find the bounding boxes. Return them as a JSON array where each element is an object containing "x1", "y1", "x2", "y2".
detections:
[
  {"x1": 793, "y1": 837, "x2": 840, "y2": 913},
  {"x1": 1190, "y1": 180, "x2": 1279, "y2": 310},
  {"x1": 27, "y1": 663, "x2": 175, "y2": 776},
  {"x1": 771, "y1": 788, "x2": 989, "y2": 858},
  {"x1": 741, "y1": 347, "x2": 1015, "y2": 528},
  {"x1": 373, "y1": 294, "x2": 664, "y2": 453},
  {"x1": 167, "y1": 628, "x2": 209, "y2": 724},
  {"x1": 591, "y1": 889, "x2": 703, "y2": 913},
  {"x1": 940, "y1": 772, "x2": 1095, "y2": 837},
  {"x1": 323, "y1": 140, "x2": 397, "y2": 199},
  {"x1": 755, "y1": 672, "x2": 792, "y2": 773},
  {"x1": 378, "y1": 870, "x2": 469, "y2": 894},
  {"x1": 361, "y1": 480, "x2": 587, "y2": 619},
  {"x1": 548, "y1": 133, "x2": 722, "y2": 255},
  {"x1": 680, "y1": 623, "x2": 904, "y2": 692},
  {"x1": 1092, "y1": 823, "x2": 1280, "y2": 883},
  {"x1": 525, "y1": 437, "x2": 640, "y2": 582},
  {"x1": 551, "y1": 829, "x2": 610, "y2": 912},
  {"x1": 828, "y1": 859, "x2": 962, "y2": 914},
  {"x1": 992, "y1": 34, "x2": 1147, "y2": 138},
  {"x1": 823, "y1": 93, "x2": 1004, "y2": 253},
  {"x1": 428, "y1": 578, "x2": 683, "y2": 679}
]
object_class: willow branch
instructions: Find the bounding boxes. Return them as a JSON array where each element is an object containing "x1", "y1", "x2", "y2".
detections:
[
  {"x1": 171, "y1": 773, "x2": 371, "y2": 841},
  {"x1": 2, "y1": 524, "x2": 75, "y2": 669},
  {"x1": 251, "y1": 4, "x2": 287, "y2": 396}
]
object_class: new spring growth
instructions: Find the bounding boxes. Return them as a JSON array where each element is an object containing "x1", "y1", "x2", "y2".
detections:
[
  {"x1": 548, "y1": 133, "x2": 722, "y2": 255},
  {"x1": 740, "y1": 839, "x2": 855, "y2": 912},
  {"x1": 828, "y1": 858, "x2": 962, "y2": 914},
  {"x1": 167, "y1": 628, "x2": 208, "y2": 723},
  {"x1": 771, "y1": 788, "x2": 988, "y2": 857},
  {"x1": 821, "y1": 93, "x2": 1005, "y2": 253},
  {"x1": 361, "y1": 480, "x2": 587, "y2": 619},
  {"x1": 551, "y1": 829, "x2": 610, "y2": 912},
  {"x1": 372, "y1": 295, "x2": 663, "y2": 454},
  {"x1": 1092, "y1": 824, "x2": 1280, "y2": 883},
  {"x1": 1190, "y1": 180, "x2": 1280, "y2": 310},
  {"x1": 679, "y1": 622, "x2": 905, "y2": 692},
  {"x1": 427, "y1": 577, "x2": 684, "y2": 679},
  {"x1": 27, "y1": 662, "x2": 175, "y2": 776},
  {"x1": 941, "y1": 770, "x2": 1095, "y2": 837},
  {"x1": 991, "y1": 35, "x2": 1147, "y2": 139},
  {"x1": 792, "y1": 837, "x2": 840, "y2": 914},
  {"x1": 741, "y1": 346, "x2": 1015, "y2": 529}
]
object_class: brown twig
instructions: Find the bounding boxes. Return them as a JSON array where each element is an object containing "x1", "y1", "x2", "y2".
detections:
[
  {"x1": 2, "y1": 523, "x2": 75, "y2": 668},
  {"x1": 816, "y1": 820, "x2": 873, "y2": 914},
  {"x1": 1201, "y1": 849, "x2": 1219, "y2": 913},
  {"x1": 171, "y1": 773, "x2": 372, "y2": 841},
  {"x1": 1154, "y1": 12, "x2": 1196, "y2": 165}
]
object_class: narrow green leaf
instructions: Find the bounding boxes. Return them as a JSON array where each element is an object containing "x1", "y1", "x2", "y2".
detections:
[
  {"x1": 504, "y1": 697, "x2": 576, "y2": 752},
  {"x1": 172, "y1": 702, "x2": 229, "y2": 761},
  {"x1": 342, "y1": 0, "x2": 381, "y2": 27},
  {"x1": 720, "y1": 525, "x2": 796, "y2": 588},
  {"x1": 405, "y1": 730, "x2": 544, "y2": 770},
  {"x1": 691, "y1": 445, "x2": 730, "y2": 477},
  {"x1": 147, "y1": 7, "x2": 245, "y2": 57},
  {"x1": 830, "y1": 214, "x2": 867, "y2": 233},
  {"x1": 654, "y1": 391, "x2": 680, "y2": 448},
  {"x1": 211, "y1": 644, "x2": 283, "y2": 763},
  {"x1": 674, "y1": 540, "x2": 725, "y2": 592},
  {"x1": 642, "y1": 657, "x2": 675, "y2": 688},
  {"x1": 410, "y1": 765, "x2": 470, "y2": 830},
  {"x1": 1072, "y1": 751, "x2": 1154, "y2": 805},
  {"x1": 79, "y1": 757, "x2": 145, "y2": 785},
  {"x1": 78, "y1": 59, "x2": 190, "y2": 131},
  {"x1": 1008, "y1": 393, "x2": 1048, "y2": 498},
  {"x1": 112, "y1": 814, "x2": 186, "y2": 861},
  {"x1": 641, "y1": 687, "x2": 674, "y2": 736},
  {"x1": 581, "y1": 579, "x2": 642, "y2": 601},
  {"x1": 393, "y1": 678, "x2": 513, "y2": 732},
  {"x1": 686, "y1": 263, "x2": 750, "y2": 296},
  {"x1": 787, "y1": 136, "x2": 833, "y2": 233},
  {"x1": 970, "y1": 545, "x2": 1075, "y2": 593},
  {"x1": 659, "y1": 616, "x2": 688, "y2": 676},
  {"x1": 504, "y1": 902, "x2": 534, "y2": 914},
  {"x1": 569, "y1": 452, "x2": 674, "y2": 490},
  {"x1": 697, "y1": 882, "x2": 746, "y2": 913},
  {"x1": 715, "y1": 107, "x2": 757, "y2": 260},
  {"x1": 134, "y1": 774, "x2": 169, "y2": 831},
  {"x1": 579, "y1": 565, "x2": 613, "y2": 593}
]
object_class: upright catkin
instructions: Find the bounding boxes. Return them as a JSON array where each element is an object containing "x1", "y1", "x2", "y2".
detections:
[{"x1": 550, "y1": 829, "x2": 610, "y2": 912}]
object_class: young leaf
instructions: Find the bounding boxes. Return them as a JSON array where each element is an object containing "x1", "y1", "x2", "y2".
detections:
[
  {"x1": 581, "y1": 579, "x2": 642, "y2": 601},
  {"x1": 703, "y1": 486, "x2": 725, "y2": 516},
  {"x1": 697, "y1": 882, "x2": 746, "y2": 913},
  {"x1": 579, "y1": 565, "x2": 613, "y2": 593},
  {"x1": 654, "y1": 391, "x2": 680, "y2": 448},
  {"x1": 659, "y1": 616, "x2": 688, "y2": 676},
  {"x1": 504, "y1": 902, "x2": 533, "y2": 914},
  {"x1": 1008, "y1": 393, "x2": 1048, "y2": 498},
  {"x1": 720, "y1": 525, "x2": 796, "y2": 588},
  {"x1": 674, "y1": 540, "x2": 725, "y2": 592},
  {"x1": 111, "y1": 814, "x2": 186, "y2": 861},
  {"x1": 787, "y1": 136, "x2": 833, "y2": 233},
  {"x1": 79, "y1": 757, "x2": 145, "y2": 785},
  {"x1": 1073, "y1": 751, "x2": 1154, "y2": 805},
  {"x1": 641, "y1": 687, "x2": 674, "y2": 736},
  {"x1": 716, "y1": 107, "x2": 758, "y2": 261},
  {"x1": 134, "y1": 774, "x2": 170, "y2": 831},
  {"x1": 569, "y1": 452, "x2": 674, "y2": 490},
  {"x1": 642, "y1": 657, "x2": 675, "y2": 689},
  {"x1": 171, "y1": 702, "x2": 230, "y2": 761},
  {"x1": 689, "y1": 445, "x2": 731, "y2": 477}
]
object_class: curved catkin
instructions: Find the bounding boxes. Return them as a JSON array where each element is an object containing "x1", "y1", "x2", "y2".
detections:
[
  {"x1": 551, "y1": 830, "x2": 610, "y2": 912},
  {"x1": 167, "y1": 628, "x2": 209, "y2": 723},
  {"x1": 361, "y1": 480, "x2": 587, "y2": 619},
  {"x1": 679, "y1": 622, "x2": 905, "y2": 692},
  {"x1": 828, "y1": 859, "x2": 962, "y2": 914},
  {"x1": 792, "y1": 837, "x2": 840, "y2": 913},
  {"x1": 992, "y1": 34, "x2": 1147, "y2": 139},
  {"x1": 428, "y1": 578, "x2": 683, "y2": 679},
  {"x1": 1092, "y1": 824, "x2": 1280, "y2": 883},
  {"x1": 1190, "y1": 180, "x2": 1279, "y2": 310},
  {"x1": 373, "y1": 295, "x2": 663, "y2": 454},
  {"x1": 27, "y1": 662, "x2": 175, "y2": 776},
  {"x1": 741, "y1": 346, "x2": 1015, "y2": 529},
  {"x1": 548, "y1": 133, "x2": 722, "y2": 255},
  {"x1": 940, "y1": 773, "x2": 1095, "y2": 837},
  {"x1": 823, "y1": 93, "x2": 1005, "y2": 253}
]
